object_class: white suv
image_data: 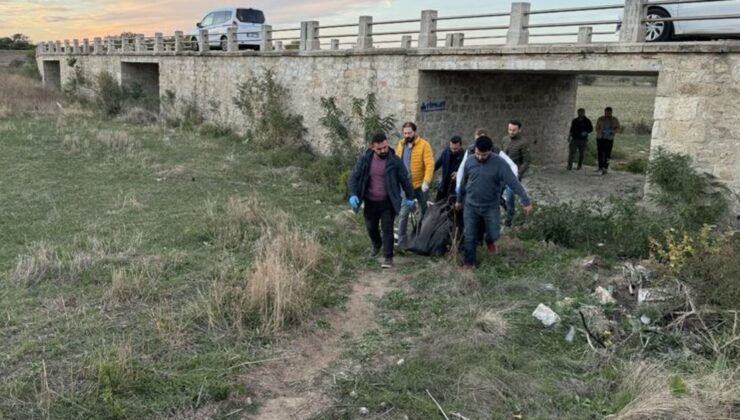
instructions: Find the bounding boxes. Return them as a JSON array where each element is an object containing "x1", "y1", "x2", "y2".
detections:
[{"x1": 190, "y1": 8, "x2": 265, "y2": 51}]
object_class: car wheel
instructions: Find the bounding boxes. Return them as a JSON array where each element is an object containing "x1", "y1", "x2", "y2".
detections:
[
  {"x1": 645, "y1": 7, "x2": 673, "y2": 42},
  {"x1": 220, "y1": 36, "x2": 228, "y2": 51},
  {"x1": 190, "y1": 37, "x2": 199, "y2": 51}
]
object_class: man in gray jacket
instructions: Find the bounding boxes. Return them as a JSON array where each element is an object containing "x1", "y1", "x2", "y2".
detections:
[{"x1": 456, "y1": 136, "x2": 533, "y2": 271}]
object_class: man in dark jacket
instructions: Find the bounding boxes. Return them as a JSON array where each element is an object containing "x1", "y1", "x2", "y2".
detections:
[
  {"x1": 349, "y1": 132, "x2": 416, "y2": 269},
  {"x1": 434, "y1": 135, "x2": 465, "y2": 202},
  {"x1": 501, "y1": 120, "x2": 531, "y2": 227},
  {"x1": 456, "y1": 136, "x2": 533, "y2": 271},
  {"x1": 567, "y1": 108, "x2": 594, "y2": 170}
]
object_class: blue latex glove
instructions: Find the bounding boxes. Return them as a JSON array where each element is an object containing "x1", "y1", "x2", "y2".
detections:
[
  {"x1": 349, "y1": 196, "x2": 360, "y2": 209},
  {"x1": 580, "y1": 131, "x2": 589, "y2": 137},
  {"x1": 403, "y1": 199, "x2": 416, "y2": 209}
]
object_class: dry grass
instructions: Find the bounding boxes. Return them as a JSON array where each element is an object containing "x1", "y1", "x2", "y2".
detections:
[
  {"x1": 205, "y1": 197, "x2": 276, "y2": 249},
  {"x1": 95, "y1": 129, "x2": 140, "y2": 157},
  {"x1": 475, "y1": 308, "x2": 510, "y2": 339},
  {"x1": 11, "y1": 241, "x2": 62, "y2": 286},
  {"x1": 0, "y1": 72, "x2": 64, "y2": 117},
  {"x1": 248, "y1": 228, "x2": 323, "y2": 332},
  {"x1": 611, "y1": 361, "x2": 740, "y2": 420}
]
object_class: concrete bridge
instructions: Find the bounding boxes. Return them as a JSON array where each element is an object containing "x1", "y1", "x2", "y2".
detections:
[{"x1": 35, "y1": 1, "x2": 740, "y2": 213}]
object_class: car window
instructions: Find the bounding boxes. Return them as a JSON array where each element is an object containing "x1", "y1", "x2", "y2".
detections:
[
  {"x1": 200, "y1": 13, "x2": 215, "y2": 27},
  {"x1": 236, "y1": 9, "x2": 265, "y2": 24},
  {"x1": 215, "y1": 11, "x2": 231, "y2": 25}
]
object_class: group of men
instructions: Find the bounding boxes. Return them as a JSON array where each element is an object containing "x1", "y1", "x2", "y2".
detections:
[
  {"x1": 567, "y1": 107, "x2": 622, "y2": 174},
  {"x1": 348, "y1": 121, "x2": 533, "y2": 271}
]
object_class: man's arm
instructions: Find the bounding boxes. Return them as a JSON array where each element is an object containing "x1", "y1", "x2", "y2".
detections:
[
  {"x1": 518, "y1": 141, "x2": 531, "y2": 178},
  {"x1": 457, "y1": 161, "x2": 469, "y2": 206},
  {"x1": 586, "y1": 118, "x2": 594, "y2": 133},
  {"x1": 434, "y1": 150, "x2": 444, "y2": 172},
  {"x1": 348, "y1": 156, "x2": 365, "y2": 198},
  {"x1": 398, "y1": 161, "x2": 415, "y2": 198},
  {"x1": 569, "y1": 119, "x2": 577, "y2": 138},
  {"x1": 501, "y1": 164, "x2": 531, "y2": 208},
  {"x1": 595, "y1": 117, "x2": 603, "y2": 137},
  {"x1": 614, "y1": 117, "x2": 622, "y2": 133},
  {"x1": 422, "y1": 142, "x2": 435, "y2": 184}
]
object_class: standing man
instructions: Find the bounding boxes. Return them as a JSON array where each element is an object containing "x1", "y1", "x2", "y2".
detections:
[
  {"x1": 501, "y1": 120, "x2": 531, "y2": 227},
  {"x1": 434, "y1": 135, "x2": 465, "y2": 202},
  {"x1": 456, "y1": 136, "x2": 533, "y2": 271},
  {"x1": 349, "y1": 133, "x2": 416, "y2": 269},
  {"x1": 595, "y1": 107, "x2": 621, "y2": 175},
  {"x1": 567, "y1": 108, "x2": 594, "y2": 170},
  {"x1": 396, "y1": 122, "x2": 434, "y2": 247}
]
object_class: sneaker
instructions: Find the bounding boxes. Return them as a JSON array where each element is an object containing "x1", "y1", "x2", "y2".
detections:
[
  {"x1": 381, "y1": 258, "x2": 393, "y2": 269},
  {"x1": 461, "y1": 264, "x2": 475, "y2": 272},
  {"x1": 601, "y1": 168, "x2": 608, "y2": 175},
  {"x1": 576, "y1": 165, "x2": 582, "y2": 170},
  {"x1": 369, "y1": 246, "x2": 380, "y2": 258},
  {"x1": 487, "y1": 242, "x2": 497, "y2": 254}
]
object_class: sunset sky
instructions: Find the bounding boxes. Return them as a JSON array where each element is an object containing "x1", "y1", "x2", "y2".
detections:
[{"x1": 1, "y1": 0, "x2": 618, "y2": 44}]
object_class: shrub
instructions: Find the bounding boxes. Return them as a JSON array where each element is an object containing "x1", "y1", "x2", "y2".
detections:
[
  {"x1": 94, "y1": 71, "x2": 123, "y2": 117},
  {"x1": 233, "y1": 68, "x2": 306, "y2": 147},
  {"x1": 647, "y1": 149, "x2": 731, "y2": 230},
  {"x1": 632, "y1": 118, "x2": 653, "y2": 135}
]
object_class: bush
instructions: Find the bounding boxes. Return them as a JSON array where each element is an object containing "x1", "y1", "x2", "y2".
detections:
[
  {"x1": 648, "y1": 149, "x2": 731, "y2": 230},
  {"x1": 632, "y1": 118, "x2": 653, "y2": 135},
  {"x1": 233, "y1": 68, "x2": 306, "y2": 147},
  {"x1": 94, "y1": 71, "x2": 123, "y2": 117}
]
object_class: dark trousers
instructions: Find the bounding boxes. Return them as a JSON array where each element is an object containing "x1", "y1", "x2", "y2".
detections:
[
  {"x1": 597, "y1": 138, "x2": 614, "y2": 170},
  {"x1": 463, "y1": 204, "x2": 501, "y2": 266},
  {"x1": 568, "y1": 139, "x2": 587, "y2": 168},
  {"x1": 364, "y1": 199, "x2": 396, "y2": 259}
]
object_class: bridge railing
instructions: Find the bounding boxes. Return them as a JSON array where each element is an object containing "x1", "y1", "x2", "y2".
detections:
[{"x1": 36, "y1": 0, "x2": 740, "y2": 55}]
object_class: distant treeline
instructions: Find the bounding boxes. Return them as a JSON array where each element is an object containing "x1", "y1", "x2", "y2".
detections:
[{"x1": 0, "y1": 34, "x2": 33, "y2": 50}]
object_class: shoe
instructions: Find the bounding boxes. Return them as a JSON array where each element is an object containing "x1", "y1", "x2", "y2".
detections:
[
  {"x1": 487, "y1": 242, "x2": 497, "y2": 254},
  {"x1": 369, "y1": 246, "x2": 380, "y2": 258},
  {"x1": 461, "y1": 264, "x2": 475, "y2": 272},
  {"x1": 576, "y1": 165, "x2": 582, "y2": 170},
  {"x1": 601, "y1": 168, "x2": 608, "y2": 175},
  {"x1": 594, "y1": 168, "x2": 602, "y2": 173},
  {"x1": 381, "y1": 258, "x2": 393, "y2": 269}
]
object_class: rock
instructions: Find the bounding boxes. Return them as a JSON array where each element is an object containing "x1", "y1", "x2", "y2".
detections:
[
  {"x1": 541, "y1": 283, "x2": 556, "y2": 292},
  {"x1": 640, "y1": 315, "x2": 651, "y2": 325},
  {"x1": 594, "y1": 286, "x2": 617, "y2": 305},
  {"x1": 556, "y1": 297, "x2": 577, "y2": 309},
  {"x1": 580, "y1": 305, "x2": 612, "y2": 339},
  {"x1": 565, "y1": 325, "x2": 576, "y2": 343},
  {"x1": 350, "y1": 390, "x2": 358, "y2": 398},
  {"x1": 314, "y1": 199, "x2": 321, "y2": 204},
  {"x1": 638, "y1": 287, "x2": 668, "y2": 304},
  {"x1": 396, "y1": 358, "x2": 405, "y2": 366},
  {"x1": 532, "y1": 304, "x2": 561, "y2": 327},
  {"x1": 246, "y1": 397, "x2": 253, "y2": 405},
  {"x1": 359, "y1": 407, "x2": 369, "y2": 416},
  {"x1": 581, "y1": 255, "x2": 606, "y2": 270}
]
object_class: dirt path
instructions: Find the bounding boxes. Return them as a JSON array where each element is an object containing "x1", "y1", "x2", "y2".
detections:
[{"x1": 244, "y1": 258, "x2": 414, "y2": 419}]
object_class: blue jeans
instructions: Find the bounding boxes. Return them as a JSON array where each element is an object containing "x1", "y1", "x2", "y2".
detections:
[
  {"x1": 463, "y1": 204, "x2": 501, "y2": 266},
  {"x1": 397, "y1": 188, "x2": 428, "y2": 247},
  {"x1": 505, "y1": 186, "x2": 515, "y2": 227}
]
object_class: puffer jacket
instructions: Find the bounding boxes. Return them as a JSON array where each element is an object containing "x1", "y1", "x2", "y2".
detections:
[{"x1": 396, "y1": 136, "x2": 434, "y2": 189}]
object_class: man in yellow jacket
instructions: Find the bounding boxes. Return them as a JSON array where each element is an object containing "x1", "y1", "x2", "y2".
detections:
[{"x1": 396, "y1": 121, "x2": 435, "y2": 248}]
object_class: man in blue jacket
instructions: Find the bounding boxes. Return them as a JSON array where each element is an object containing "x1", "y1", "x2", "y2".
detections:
[
  {"x1": 349, "y1": 132, "x2": 416, "y2": 269},
  {"x1": 456, "y1": 136, "x2": 534, "y2": 271},
  {"x1": 434, "y1": 135, "x2": 465, "y2": 203}
]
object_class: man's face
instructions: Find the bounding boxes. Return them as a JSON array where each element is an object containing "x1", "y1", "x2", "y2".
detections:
[
  {"x1": 474, "y1": 147, "x2": 491, "y2": 162},
  {"x1": 402, "y1": 127, "x2": 416, "y2": 142},
  {"x1": 450, "y1": 142, "x2": 462, "y2": 155},
  {"x1": 578, "y1": 110, "x2": 585, "y2": 118},
  {"x1": 372, "y1": 140, "x2": 390, "y2": 158},
  {"x1": 605, "y1": 109, "x2": 613, "y2": 118},
  {"x1": 508, "y1": 124, "x2": 520, "y2": 138}
]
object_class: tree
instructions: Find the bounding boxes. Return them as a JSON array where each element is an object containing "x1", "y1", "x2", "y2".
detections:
[{"x1": 0, "y1": 33, "x2": 32, "y2": 49}]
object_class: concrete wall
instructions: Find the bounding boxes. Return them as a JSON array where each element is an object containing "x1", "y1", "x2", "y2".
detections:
[
  {"x1": 36, "y1": 42, "x2": 740, "y2": 216},
  {"x1": 417, "y1": 71, "x2": 576, "y2": 162}
]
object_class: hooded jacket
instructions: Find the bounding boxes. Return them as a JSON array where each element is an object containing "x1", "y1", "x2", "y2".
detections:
[{"x1": 348, "y1": 148, "x2": 415, "y2": 214}]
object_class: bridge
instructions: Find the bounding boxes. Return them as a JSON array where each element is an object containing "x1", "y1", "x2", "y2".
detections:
[{"x1": 35, "y1": 0, "x2": 740, "y2": 212}]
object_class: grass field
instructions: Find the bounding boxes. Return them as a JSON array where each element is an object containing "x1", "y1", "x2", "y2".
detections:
[{"x1": 1, "y1": 73, "x2": 737, "y2": 419}]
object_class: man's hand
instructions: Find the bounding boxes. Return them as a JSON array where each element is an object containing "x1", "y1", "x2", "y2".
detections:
[
  {"x1": 404, "y1": 199, "x2": 416, "y2": 209},
  {"x1": 450, "y1": 172, "x2": 457, "y2": 181},
  {"x1": 454, "y1": 202, "x2": 462, "y2": 211},
  {"x1": 421, "y1": 182, "x2": 430, "y2": 193},
  {"x1": 523, "y1": 205, "x2": 534, "y2": 216},
  {"x1": 349, "y1": 196, "x2": 360, "y2": 209}
]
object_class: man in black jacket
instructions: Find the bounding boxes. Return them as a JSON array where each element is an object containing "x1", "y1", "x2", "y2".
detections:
[
  {"x1": 348, "y1": 132, "x2": 416, "y2": 269},
  {"x1": 434, "y1": 135, "x2": 465, "y2": 202},
  {"x1": 567, "y1": 108, "x2": 594, "y2": 170}
]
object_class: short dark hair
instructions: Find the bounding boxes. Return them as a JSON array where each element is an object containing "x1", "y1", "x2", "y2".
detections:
[
  {"x1": 509, "y1": 120, "x2": 522, "y2": 128},
  {"x1": 577, "y1": 108, "x2": 585, "y2": 113},
  {"x1": 371, "y1": 132, "x2": 387, "y2": 144},
  {"x1": 402, "y1": 122, "x2": 417, "y2": 131},
  {"x1": 474, "y1": 128, "x2": 487, "y2": 137},
  {"x1": 475, "y1": 136, "x2": 493, "y2": 152},
  {"x1": 605, "y1": 107, "x2": 613, "y2": 112},
  {"x1": 450, "y1": 135, "x2": 462, "y2": 144}
]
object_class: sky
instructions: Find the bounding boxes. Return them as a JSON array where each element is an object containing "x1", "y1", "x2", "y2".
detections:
[{"x1": 0, "y1": 0, "x2": 620, "y2": 44}]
